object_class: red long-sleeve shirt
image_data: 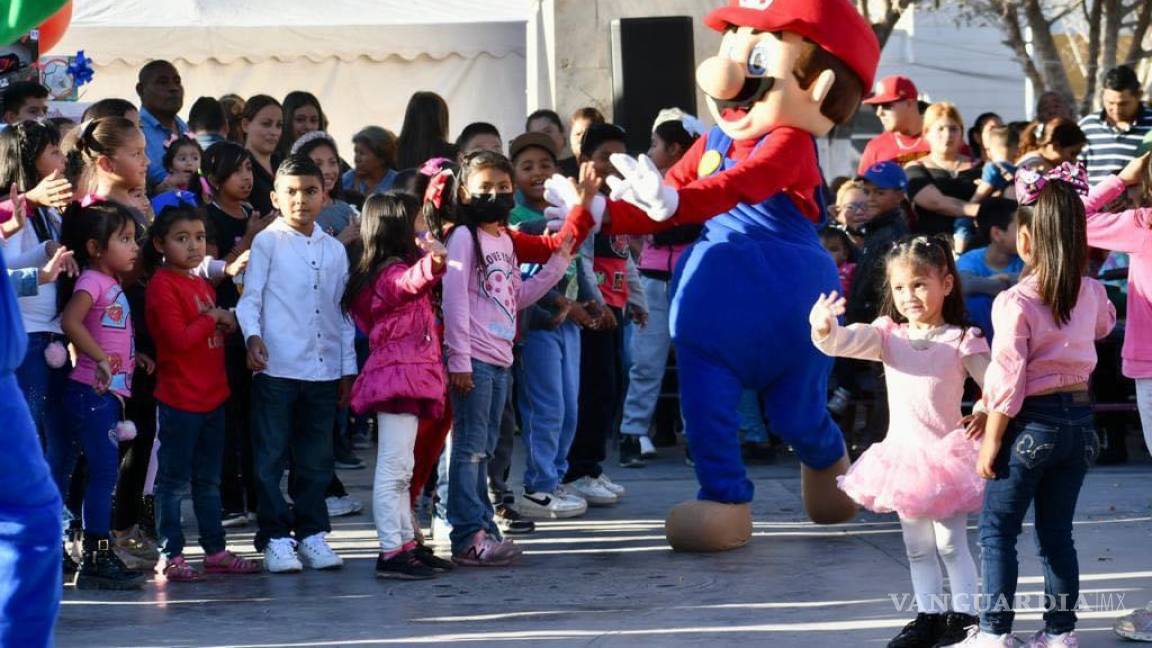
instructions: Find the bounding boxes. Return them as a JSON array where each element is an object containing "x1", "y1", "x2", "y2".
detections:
[
  {"x1": 604, "y1": 126, "x2": 823, "y2": 235},
  {"x1": 146, "y1": 267, "x2": 229, "y2": 413}
]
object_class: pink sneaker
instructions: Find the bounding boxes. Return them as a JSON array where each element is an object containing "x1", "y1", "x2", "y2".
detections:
[
  {"x1": 1023, "y1": 630, "x2": 1077, "y2": 647},
  {"x1": 452, "y1": 530, "x2": 519, "y2": 567}
]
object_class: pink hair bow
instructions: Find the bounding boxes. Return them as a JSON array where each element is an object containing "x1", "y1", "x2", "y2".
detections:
[
  {"x1": 423, "y1": 169, "x2": 454, "y2": 209},
  {"x1": 1014, "y1": 161, "x2": 1089, "y2": 205}
]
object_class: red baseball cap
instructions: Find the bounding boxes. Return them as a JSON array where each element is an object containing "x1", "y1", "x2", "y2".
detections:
[
  {"x1": 862, "y1": 75, "x2": 919, "y2": 105},
  {"x1": 704, "y1": 0, "x2": 880, "y2": 91}
]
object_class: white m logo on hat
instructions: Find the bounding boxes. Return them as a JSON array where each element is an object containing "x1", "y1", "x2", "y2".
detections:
[{"x1": 739, "y1": 0, "x2": 774, "y2": 9}]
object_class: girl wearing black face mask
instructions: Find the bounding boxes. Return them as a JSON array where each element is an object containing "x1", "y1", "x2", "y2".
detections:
[{"x1": 438, "y1": 150, "x2": 575, "y2": 565}]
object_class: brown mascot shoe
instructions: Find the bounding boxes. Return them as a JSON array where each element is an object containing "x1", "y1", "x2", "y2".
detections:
[{"x1": 664, "y1": 500, "x2": 752, "y2": 552}]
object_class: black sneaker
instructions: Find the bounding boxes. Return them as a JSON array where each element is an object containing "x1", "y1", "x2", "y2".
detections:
[
  {"x1": 932, "y1": 612, "x2": 978, "y2": 647},
  {"x1": 75, "y1": 534, "x2": 146, "y2": 590},
  {"x1": 495, "y1": 504, "x2": 535, "y2": 535},
  {"x1": 413, "y1": 544, "x2": 455, "y2": 572},
  {"x1": 888, "y1": 612, "x2": 945, "y2": 648},
  {"x1": 375, "y1": 549, "x2": 437, "y2": 580},
  {"x1": 619, "y1": 436, "x2": 645, "y2": 468}
]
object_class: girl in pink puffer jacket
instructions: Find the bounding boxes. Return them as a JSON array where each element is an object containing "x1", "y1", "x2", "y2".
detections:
[{"x1": 342, "y1": 192, "x2": 453, "y2": 580}]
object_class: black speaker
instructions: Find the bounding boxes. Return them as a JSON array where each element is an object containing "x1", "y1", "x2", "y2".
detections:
[{"x1": 611, "y1": 17, "x2": 697, "y2": 154}]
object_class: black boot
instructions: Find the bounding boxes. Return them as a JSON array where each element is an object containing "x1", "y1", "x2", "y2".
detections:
[
  {"x1": 75, "y1": 534, "x2": 146, "y2": 590},
  {"x1": 619, "y1": 436, "x2": 645, "y2": 468},
  {"x1": 888, "y1": 612, "x2": 945, "y2": 647},
  {"x1": 933, "y1": 612, "x2": 979, "y2": 647}
]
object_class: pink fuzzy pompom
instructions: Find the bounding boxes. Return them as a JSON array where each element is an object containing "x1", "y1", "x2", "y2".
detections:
[
  {"x1": 116, "y1": 421, "x2": 137, "y2": 442},
  {"x1": 44, "y1": 341, "x2": 69, "y2": 369}
]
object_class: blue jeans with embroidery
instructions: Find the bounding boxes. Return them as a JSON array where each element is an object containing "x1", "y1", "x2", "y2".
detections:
[
  {"x1": 978, "y1": 392, "x2": 1097, "y2": 635},
  {"x1": 447, "y1": 359, "x2": 508, "y2": 554}
]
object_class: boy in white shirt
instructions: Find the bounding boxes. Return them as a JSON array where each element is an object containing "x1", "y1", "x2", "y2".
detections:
[{"x1": 237, "y1": 155, "x2": 356, "y2": 573}]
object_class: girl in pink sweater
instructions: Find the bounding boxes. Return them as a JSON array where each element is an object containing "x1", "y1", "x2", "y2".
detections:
[
  {"x1": 441, "y1": 151, "x2": 572, "y2": 566},
  {"x1": 957, "y1": 163, "x2": 1116, "y2": 648},
  {"x1": 1082, "y1": 153, "x2": 1152, "y2": 453},
  {"x1": 343, "y1": 192, "x2": 455, "y2": 581}
]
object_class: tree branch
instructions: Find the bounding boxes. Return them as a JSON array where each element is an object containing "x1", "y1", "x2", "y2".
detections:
[
  {"x1": 1123, "y1": 0, "x2": 1152, "y2": 66},
  {"x1": 1081, "y1": 0, "x2": 1103, "y2": 115}
]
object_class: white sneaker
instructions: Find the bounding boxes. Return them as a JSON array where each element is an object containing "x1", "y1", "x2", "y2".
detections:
[
  {"x1": 1023, "y1": 630, "x2": 1078, "y2": 647},
  {"x1": 555, "y1": 484, "x2": 588, "y2": 507},
  {"x1": 325, "y1": 495, "x2": 363, "y2": 518},
  {"x1": 596, "y1": 474, "x2": 625, "y2": 497},
  {"x1": 263, "y1": 537, "x2": 303, "y2": 573},
  {"x1": 638, "y1": 435, "x2": 657, "y2": 458},
  {"x1": 517, "y1": 489, "x2": 588, "y2": 519},
  {"x1": 298, "y1": 532, "x2": 344, "y2": 570},
  {"x1": 563, "y1": 476, "x2": 618, "y2": 506},
  {"x1": 945, "y1": 625, "x2": 1020, "y2": 647}
]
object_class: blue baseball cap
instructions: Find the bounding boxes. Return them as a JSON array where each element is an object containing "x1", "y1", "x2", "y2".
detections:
[{"x1": 859, "y1": 161, "x2": 908, "y2": 191}]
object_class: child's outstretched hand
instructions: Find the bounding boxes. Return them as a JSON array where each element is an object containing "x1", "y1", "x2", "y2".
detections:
[
  {"x1": 809, "y1": 291, "x2": 846, "y2": 338},
  {"x1": 416, "y1": 231, "x2": 448, "y2": 271},
  {"x1": 1119, "y1": 152, "x2": 1150, "y2": 187},
  {"x1": 225, "y1": 250, "x2": 250, "y2": 278},
  {"x1": 577, "y1": 161, "x2": 604, "y2": 209},
  {"x1": 38, "y1": 244, "x2": 77, "y2": 284},
  {"x1": 25, "y1": 170, "x2": 73, "y2": 210},
  {"x1": 960, "y1": 411, "x2": 987, "y2": 440}
]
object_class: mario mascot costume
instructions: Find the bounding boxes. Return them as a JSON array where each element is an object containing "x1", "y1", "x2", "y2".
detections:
[
  {"x1": 0, "y1": 237, "x2": 63, "y2": 641},
  {"x1": 558, "y1": 0, "x2": 880, "y2": 551}
]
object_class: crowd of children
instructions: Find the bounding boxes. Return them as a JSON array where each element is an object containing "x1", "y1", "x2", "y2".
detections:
[{"x1": 2, "y1": 60, "x2": 1152, "y2": 645}]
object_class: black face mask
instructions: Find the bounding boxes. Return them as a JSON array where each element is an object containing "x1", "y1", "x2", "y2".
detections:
[{"x1": 465, "y1": 192, "x2": 516, "y2": 224}]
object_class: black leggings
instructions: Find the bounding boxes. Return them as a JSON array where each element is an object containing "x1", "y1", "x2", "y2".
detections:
[
  {"x1": 221, "y1": 344, "x2": 259, "y2": 514},
  {"x1": 566, "y1": 306, "x2": 625, "y2": 481},
  {"x1": 112, "y1": 369, "x2": 158, "y2": 531}
]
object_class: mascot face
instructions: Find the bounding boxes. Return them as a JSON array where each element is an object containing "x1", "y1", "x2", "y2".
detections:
[{"x1": 696, "y1": 29, "x2": 837, "y2": 140}]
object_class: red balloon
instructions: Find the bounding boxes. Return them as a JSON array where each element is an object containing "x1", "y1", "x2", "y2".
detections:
[{"x1": 38, "y1": 2, "x2": 73, "y2": 53}]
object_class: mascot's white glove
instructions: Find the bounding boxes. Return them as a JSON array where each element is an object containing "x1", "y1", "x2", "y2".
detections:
[
  {"x1": 543, "y1": 174, "x2": 604, "y2": 233},
  {"x1": 606, "y1": 153, "x2": 679, "y2": 222}
]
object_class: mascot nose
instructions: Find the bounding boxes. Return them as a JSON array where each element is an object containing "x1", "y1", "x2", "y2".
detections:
[{"x1": 696, "y1": 56, "x2": 746, "y2": 100}]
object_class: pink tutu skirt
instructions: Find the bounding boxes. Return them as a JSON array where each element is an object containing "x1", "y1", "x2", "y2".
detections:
[{"x1": 837, "y1": 428, "x2": 985, "y2": 519}]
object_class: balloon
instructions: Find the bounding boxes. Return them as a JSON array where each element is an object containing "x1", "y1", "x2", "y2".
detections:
[{"x1": 37, "y1": 1, "x2": 73, "y2": 53}]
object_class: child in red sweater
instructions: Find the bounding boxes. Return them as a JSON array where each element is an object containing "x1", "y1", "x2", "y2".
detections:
[{"x1": 145, "y1": 206, "x2": 260, "y2": 581}]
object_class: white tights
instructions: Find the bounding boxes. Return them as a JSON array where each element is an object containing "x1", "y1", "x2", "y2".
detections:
[
  {"x1": 1137, "y1": 379, "x2": 1152, "y2": 456},
  {"x1": 899, "y1": 513, "x2": 978, "y2": 614},
  {"x1": 373, "y1": 413, "x2": 419, "y2": 552}
]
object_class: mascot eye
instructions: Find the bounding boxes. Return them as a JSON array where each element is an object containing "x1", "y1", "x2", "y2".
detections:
[{"x1": 746, "y1": 44, "x2": 770, "y2": 76}]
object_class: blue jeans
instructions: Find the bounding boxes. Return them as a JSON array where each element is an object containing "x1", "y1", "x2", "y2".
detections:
[
  {"x1": 620, "y1": 276, "x2": 673, "y2": 437},
  {"x1": 60, "y1": 380, "x2": 121, "y2": 535},
  {"x1": 0, "y1": 372, "x2": 62, "y2": 647},
  {"x1": 15, "y1": 333, "x2": 71, "y2": 455},
  {"x1": 447, "y1": 359, "x2": 508, "y2": 553},
  {"x1": 979, "y1": 392, "x2": 1096, "y2": 635},
  {"x1": 517, "y1": 322, "x2": 581, "y2": 493},
  {"x1": 155, "y1": 404, "x2": 227, "y2": 558},
  {"x1": 250, "y1": 375, "x2": 338, "y2": 550}
]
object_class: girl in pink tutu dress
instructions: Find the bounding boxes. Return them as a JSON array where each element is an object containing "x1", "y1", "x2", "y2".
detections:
[{"x1": 809, "y1": 235, "x2": 991, "y2": 648}]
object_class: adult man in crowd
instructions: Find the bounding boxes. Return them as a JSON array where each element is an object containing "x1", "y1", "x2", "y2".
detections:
[
  {"x1": 136, "y1": 60, "x2": 188, "y2": 189},
  {"x1": 857, "y1": 75, "x2": 930, "y2": 174},
  {"x1": 1, "y1": 81, "x2": 50, "y2": 125},
  {"x1": 1079, "y1": 65, "x2": 1152, "y2": 183}
]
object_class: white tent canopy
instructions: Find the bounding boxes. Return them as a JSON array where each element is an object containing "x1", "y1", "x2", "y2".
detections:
[{"x1": 50, "y1": 0, "x2": 536, "y2": 162}]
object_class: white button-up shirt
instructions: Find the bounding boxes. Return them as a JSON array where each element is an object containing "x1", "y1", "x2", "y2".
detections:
[{"x1": 237, "y1": 218, "x2": 356, "y2": 381}]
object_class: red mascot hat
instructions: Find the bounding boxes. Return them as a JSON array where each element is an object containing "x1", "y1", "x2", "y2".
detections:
[{"x1": 704, "y1": 0, "x2": 881, "y2": 91}]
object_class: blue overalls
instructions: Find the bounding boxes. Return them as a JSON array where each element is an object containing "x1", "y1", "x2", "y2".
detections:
[
  {"x1": 0, "y1": 251, "x2": 62, "y2": 647},
  {"x1": 669, "y1": 126, "x2": 846, "y2": 504}
]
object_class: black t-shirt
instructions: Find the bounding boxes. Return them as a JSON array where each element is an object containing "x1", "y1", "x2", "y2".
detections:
[
  {"x1": 206, "y1": 202, "x2": 252, "y2": 309},
  {"x1": 905, "y1": 163, "x2": 981, "y2": 236},
  {"x1": 249, "y1": 155, "x2": 280, "y2": 216}
]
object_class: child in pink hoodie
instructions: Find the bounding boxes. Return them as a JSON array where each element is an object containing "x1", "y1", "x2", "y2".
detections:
[
  {"x1": 343, "y1": 192, "x2": 455, "y2": 581},
  {"x1": 1083, "y1": 153, "x2": 1152, "y2": 453}
]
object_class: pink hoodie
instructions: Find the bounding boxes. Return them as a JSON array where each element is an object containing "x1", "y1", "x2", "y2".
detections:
[{"x1": 1084, "y1": 176, "x2": 1152, "y2": 379}]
